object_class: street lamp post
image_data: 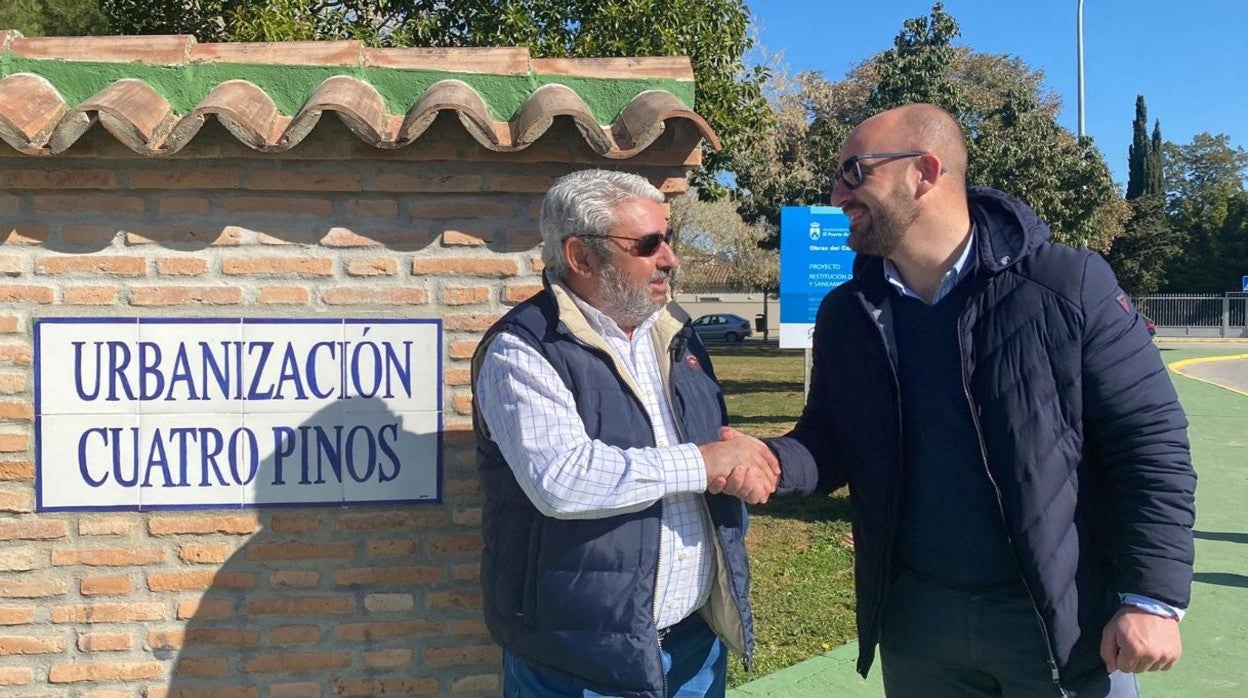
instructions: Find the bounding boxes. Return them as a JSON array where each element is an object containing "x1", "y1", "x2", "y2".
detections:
[{"x1": 1077, "y1": 0, "x2": 1086, "y2": 139}]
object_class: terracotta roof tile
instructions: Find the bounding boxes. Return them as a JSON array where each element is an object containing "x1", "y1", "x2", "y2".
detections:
[{"x1": 0, "y1": 31, "x2": 718, "y2": 158}]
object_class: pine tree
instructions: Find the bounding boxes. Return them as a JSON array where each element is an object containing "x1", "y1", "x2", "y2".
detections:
[{"x1": 1126, "y1": 95, "x2": 1150, "y2": 199}]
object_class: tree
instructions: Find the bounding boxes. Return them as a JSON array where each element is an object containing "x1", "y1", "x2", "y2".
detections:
[
  {"x1": 95, "y1": 0, "x2": 771, "y2": 197},
  {"x1": 0, "y1": 0, "x2": 107, "y2": 36},
  {"x1": 670, "y1": 194, "x2": 777, "y2": 293},
  {"x1": 1162, "y1": 133, "x2": 1248, "y2": 292},
  {"x1": 1126, "y1": 96, "x2": 1150, "y2": 199},
  {"x1": 735, "y1": 3, "x2": 1127, "y2": 253}
]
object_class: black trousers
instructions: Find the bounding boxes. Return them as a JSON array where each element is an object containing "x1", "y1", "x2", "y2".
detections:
[{"x1": 879, "y1": 570, "x2": 1141, "y2": 698}]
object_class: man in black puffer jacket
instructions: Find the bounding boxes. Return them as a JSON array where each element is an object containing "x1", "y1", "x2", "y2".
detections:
[{"x1": 764, "y1": 104, "x2": 1196, "y2": 697}]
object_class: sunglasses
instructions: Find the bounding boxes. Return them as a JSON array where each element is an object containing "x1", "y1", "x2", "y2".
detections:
[
  {"x1": 574, "y1": 229, "x2": 674, "y2": 257},
  {"x1": 835, "y1": 151, "x2": 931, "y2": 190}
]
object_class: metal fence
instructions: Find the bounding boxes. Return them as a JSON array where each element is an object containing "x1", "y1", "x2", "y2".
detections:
[{"x1": 1134, "y1": 293, "x2": 1248, "y2": 337}]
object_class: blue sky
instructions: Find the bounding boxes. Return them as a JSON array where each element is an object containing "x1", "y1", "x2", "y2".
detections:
[{"x1": 747, "y1": 0, "x2": 1248, "y2": 188}]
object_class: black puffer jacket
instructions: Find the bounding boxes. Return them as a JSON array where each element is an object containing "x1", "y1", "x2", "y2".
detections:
[{"x1": 769, "y1": 187, "x2": 1195, "y2": 689}]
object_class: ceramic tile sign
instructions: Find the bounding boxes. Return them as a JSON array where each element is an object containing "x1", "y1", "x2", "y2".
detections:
[{"x1": 34, "y1": 318, "x2": 442, "y2": 512}]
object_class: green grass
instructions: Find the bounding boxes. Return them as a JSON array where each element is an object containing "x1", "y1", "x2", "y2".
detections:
[{"x1": 707, "y1": 341, "x2": 858, "y2": 687}]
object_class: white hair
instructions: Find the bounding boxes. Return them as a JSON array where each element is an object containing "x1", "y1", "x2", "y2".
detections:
[{"x1": 540, "y1": 169, "x2": 665, "y2": 280}]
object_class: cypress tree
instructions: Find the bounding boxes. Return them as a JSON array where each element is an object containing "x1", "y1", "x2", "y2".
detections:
[
  {"x1": 1126, "y1": 95, "x2": 1149, "y2": 199},
  {"x1": 1147, "y1": 119, "x2": 1165, "y2": 196}
]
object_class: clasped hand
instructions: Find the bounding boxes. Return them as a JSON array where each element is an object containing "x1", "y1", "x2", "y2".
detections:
[{"x1": 699, "y1": 427, "x2": 780, "y2": 505}]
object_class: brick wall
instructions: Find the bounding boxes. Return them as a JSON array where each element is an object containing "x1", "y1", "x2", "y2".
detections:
[{"x1": 0, "y1": 118, "x2": 694, "y2": 696}]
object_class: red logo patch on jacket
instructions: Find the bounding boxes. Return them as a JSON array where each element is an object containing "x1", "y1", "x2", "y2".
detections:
[{"x1": 1115, "y1": 293, "x2": 1132, "y2": 314}]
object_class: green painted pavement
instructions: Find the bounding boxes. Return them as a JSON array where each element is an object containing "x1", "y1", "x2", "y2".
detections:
[{"x1": 732, "y1": 343, "x2": 1248, "y2": 697}]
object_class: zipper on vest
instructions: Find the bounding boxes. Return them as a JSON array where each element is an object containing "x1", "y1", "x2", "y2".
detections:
[
  {"x1": 956, "y1": 314, "x2": 1063, "y2": 689},
  {"x1": 856, "y1": 292, "x2": 905, "y2": 660},
  {"x1": 654, "y1": 499, "x2": 667, "y2": 696}
]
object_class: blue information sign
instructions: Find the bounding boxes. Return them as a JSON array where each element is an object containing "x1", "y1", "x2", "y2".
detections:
[
  {"x1": 1242, "y1": 275, "x2": 1248, "y2": 293},
  {"x1": 779, "y1": 206, "x2": 855, "y2": 348}
]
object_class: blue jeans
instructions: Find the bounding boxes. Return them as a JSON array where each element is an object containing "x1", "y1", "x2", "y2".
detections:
[{"x1": 502, "y1": 614, "x2": 727, "y2": 697}]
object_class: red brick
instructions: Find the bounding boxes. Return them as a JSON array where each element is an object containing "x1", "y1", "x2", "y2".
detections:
[
  {"x1": 131, "y1": 169, "x2": 241, "y2": 189},
  {"x1": 448, "y1": 340, "x2": 479, "y2": 360},
  {"x1": 330, "y1": 677, "x2": 438, "y2": 696},
  {"x1": 3, "y1": 226, "x2": 48, "y2": 244},
  {"x1": 159, "y1": 196, "x2": 211, "y2": 215},
  {"x1": 0, "y1": 257, "x2": 22, "y2": 276},
  {"x1": 47, "y1": 661, "x2": 162, "y2": 683},
  {"x1": 424, "y1": 644, "x2": 501, "y2": 667},
  {"x1": 372, "y1": 173, "x2": 482, "y2": 193},
  {"x1": 333, "y1": 566, "x2": 442, "y2": 586},
  {"x1": 429, "y1": 533, "x2": 483, "y2": 556},
  {"x1": 0, "y1": 665, "x2": 33, "y2": 686},
  {"x1": 33, "y1": 195, "x2": 143, "y2": 215},
  {"x1": 0, "y1": 286, "x2": 53, "y2": 304},
  {"x1": 244, "y1": 541, "x2": 353, "y2": 561},
  {"x1": 443, "y1": 314, "x2": 503, "y2": 332},
  {"x1": 0, "y1": 634, "x2": 66, "y2": 654},
  {"x1": 0, "y1": 607, "x2": 34, "y2": 625},
  {"x1": 426, "y1": 591, "x2": 482, "y2": 609},
  {"x1": 149, "y1": 515, "x2": 257, "y2": 536},
  {"x1": 443, "y1": 371, "x2": 471, "y2": 392},
  {"x1": 0, "y1": 545, "x2": 39, "y2": 571},
  {"x1": 451, "y1": 506, "x2": 482, "y2": 525},
  {"x1": 147, "y1": 686, "x2": 258, "y2": 698},
  {"x1": 321, "y1": 287, "x2": 427, "y2": 305},
  {"x1": 0, "y1": 316, "x2": 18, "y2": 333},
  {"x1": 409, "y1": 197, "x2": 515, "y2": 219},
  {"x1": 450, "y1": 618, "x2": 489, "y2": 636},
  {"x1": 63, "y1": 286, "x2": 120, "y2": 305},
  {"x1": 336, "y1": 619, "x2": 441, "y2": 641},
  {"x1": 0, "y1": 345, "x2": 32, "y2": 366},
  {"x1": 77, "y1": 632, "x2": 131, "y2": 652},
  {"x1": 156, "y1": 258, "x2": 208, "y2": 276},
  {"x1": 50, "y1": 603, "x2": 165, "y2": 623},
  {"x1": 146, "y1": 628, "x2": 186, "y2": 650},
  {"x1": 125, "y1": 226, "x2": 241, "y2": 246},
  {"x1": 0, "y1": 487, "x2": 33, "y2": 510},
  {"x1": 249, "y1": 171, "x2": 362, "y2": 191},
  {"x1": 178, "y1": 657, "x2": 230, "y2": 678},
  {"x1": 269, "y1": 625, "x2": 320, "y2": 644},
  {"x1": 243, "y1": 651, "x2": 350, "y2": 673},
  {"x1": 178, "y1": 542, "x2": 232, "y2": 564},
  {"x1": 452, "y1": 393, "x2": 473, "y2": 414},
  {"x1": 270, "y1": 514, "x2": 321, "y2": 534},
  {"x1": 442, "y1": 286, "x2": 491, "y2": 305},
  {"x1": 451, "y1": 564, "x2": 479, "y2": 583},
  {"x1": 411, "y1": 257, "x2": 518, "y2": 277},
  {"x1": 80, "y1": 576, "x2": 133, "y2": 596},
  {"x1": 0, "y1": 576, "x2": 67, "y2": 597},
  {"x1": 61, "y1": 224, "x2": 120, "y2": 246},
  {"x1": 336, "y1": 510, "x2": 445, "y2": 531},
  {"x1": 129, "y1": 286, "x2": 243, "y2": 306},
  {"x1": 346, "y1": 258, "x2": 397, "y2": 276},
  {"x1": 1, "y1": 169, "x2": 117, "y2": 188},
  {"x1": 184, "y1": 627, "x2": 259, "y2": 647},
  {"x1": 441, "y1": 229, "x2": 490, "y2": 246},
  {"x1": 0, "y1": 518, "x2": 67, "y2": 540},
  {"x1": 224, "y1": 196, "x2": 333, "y2": 217},
  {"x1": 487, "y1": 174, "x2": 560, "y2": 193},
  {"x1": 222, "y1": 257, "x2": 333, "y2": 277},
  {"x1": 148, "y1": 571, "x2": 255, "y2": 592},
  {"x1": 258, "y1": 286, "x2": 311, "y2": 305},
  {"x1": 244, "y1": 596, "x2": 353, "y2": 615},
  {"x1": 366, "y1": 539, "x2": 416, "y2": 557},
  {"x1": 452, "y1": 674, "x2": 500, "y2": 693},
  {"x1": 51, "y1": 548, "x2": 163, "y2": 566},
  {"x1": 177, "y1": 599, "x2": 231, "y2": 620},
  {"x1": 320, "y1": 227, "x2": 428, "y2": 248},
  {"x1": 344, "y1": 199, "x2": 398, "y2": 217},
  {"x1": 504, "y1": 283, "x2": 543, "y2": 303},
  {"x1": 363, "y1": 648, "x2": 412, "y2": 668},
  {"x1": 270, "y1": 570, "x2": 321, "y2": 588},
  {"x1": 37, "y1": 256, "x2": 146, "y2": 276},
  {"x1": 78, "y1": 517, "x2": 132, "y2": 536}
]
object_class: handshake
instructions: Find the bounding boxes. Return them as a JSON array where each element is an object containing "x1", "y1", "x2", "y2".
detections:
[{"x1": 698, "y1": 426, "x2": 780, "y2": 505}]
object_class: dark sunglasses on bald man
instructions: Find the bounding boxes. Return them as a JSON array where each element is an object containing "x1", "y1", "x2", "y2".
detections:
[
  {"x1": 835, "y1": 151, "x2": 941, "y2": 190},
  {"x1": 573, "y1": 229, "x2": 674, "y2": 257}
]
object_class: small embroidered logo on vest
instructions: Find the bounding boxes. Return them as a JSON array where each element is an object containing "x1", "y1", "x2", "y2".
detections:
[{"x1": 685, "y1": 354, "x2": 701, "y2": 371}]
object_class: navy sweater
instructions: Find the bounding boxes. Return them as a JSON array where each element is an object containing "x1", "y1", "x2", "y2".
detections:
[{"x1": 892, "y1": 278, "x2": 1017, "y2": 587}]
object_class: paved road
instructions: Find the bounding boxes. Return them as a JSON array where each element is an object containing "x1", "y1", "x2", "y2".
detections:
[{"x1": 1169, "y1": 352, "x2": 1248, "y2": 395}]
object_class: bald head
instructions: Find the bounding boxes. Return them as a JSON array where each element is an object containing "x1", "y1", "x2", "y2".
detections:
[{"x1": 854, "y1": 103, "x2": 968, "y2": 185}]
